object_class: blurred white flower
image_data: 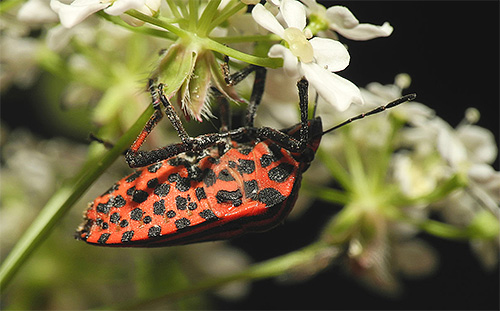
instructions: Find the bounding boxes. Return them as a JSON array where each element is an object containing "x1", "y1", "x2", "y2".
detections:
[
  {"x1": 17, "y1": 0, "x2": 59, "y2": 24},
  {"x1": 50, "y1": 0, "x2": 161, "y2": 28},
  {"x1": 0, "y1": 35, "x2": 40, "y2": 91},
  {"x1": 252, "y1": 0, "x2": 362, "y2": 111}
]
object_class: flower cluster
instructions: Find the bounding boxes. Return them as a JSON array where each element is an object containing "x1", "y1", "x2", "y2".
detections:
[{"x1": 1, "y1": 0, "x2": 498, "y2": 309}]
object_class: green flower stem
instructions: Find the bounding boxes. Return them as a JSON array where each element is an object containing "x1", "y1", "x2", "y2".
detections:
[
  {"x1": 317, "y1": 148, "x2": 352, "y2": 192},
  {"x1": 114, "y1": 241, "x2": 337, "y2": 309},
  {"x1": 201, "y1": 38, "x2": 283, "y2": 68},
  {"x1": 126, "y1": 9, "x2": 191, "y2": 39},
  {"x1": 394, "y1": 173, "x2": 467, "y2": 207},
  {"x1": 414, "y1": 219, "x2": 471, "y2": 240},
  {"x1": 208, "y1": 1, "x2": 246, "y2": 33},
  {"x1": 212, "y1": 34, "x2": 281, "y2": 44},
  {"x1": 98, "y1": 12, "x2": 178, "y2": 41},
  {"x1": 166, "y1": 0, "x2": 182, "y2": 20},
  {"x1": 0, "y1": 105, "x2": 154, "y2": 291},
  {"x1": 342, "y1": 130, "x2": 368, "y2": 193},
  {"x1": 302, "y1": 183, "x2": 349, "y2": 205},
  {"x1": 196, "y1": 0, "x2": 221, "y2": 37},
  {"x1": 125, "y1": 10, "x2": 283, "y2": 69}
]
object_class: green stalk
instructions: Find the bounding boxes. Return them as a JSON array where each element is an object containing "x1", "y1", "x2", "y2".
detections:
[
  {"x1": 0, "y1": 105, "x2": 154, "y2": 291},
  {"x1": 207, "y1": 1, "x2": 246, "y2": 33}
]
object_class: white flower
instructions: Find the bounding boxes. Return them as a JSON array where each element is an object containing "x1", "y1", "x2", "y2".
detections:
[
  {"x1": 301, "y1": 0, "x2": 393, "y2": 41},
  {"x1": 252, "y1": 0, "x2": 362, "y2": 111},
  {"x1": 50, "y1": 0, "x2": 160, "y2": 28},
  {"x1": 17, "y1": 0, "x2": 59, "y2": 24}
]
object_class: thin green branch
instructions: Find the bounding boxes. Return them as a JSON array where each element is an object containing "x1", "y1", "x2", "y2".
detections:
[
  {"x1": 211, "y1": 34, "x2": 281, "y2": 44},
  {"x1": 166, "y1": 0, "x2": 182, "y2": 19},
  {"x1": 302, "y1": 183, "x2": 349, "y2": 205},
  {"x1": 201, "y1": 37, "x2": 282, "y2": 68},
  {"x1": 98, "y1": 12, "x2": 178, "y2": 41},
  {"x1": 0, "y1": 105, "x2": 154, "y2": 291},
  {"x1": 126, "y1": 9, "x2": 189, "y2": 39},
  {"x1": 197, "y1": 0, "x2": 221, "y2": 37},
  {"x1": 208, "y1": 1, "x2": 246, "y2": 33}
]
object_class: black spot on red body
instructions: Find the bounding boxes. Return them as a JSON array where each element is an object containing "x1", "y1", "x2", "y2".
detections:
[
  {"x1": 175, "y1": 218, "x2": 191, "y2": 230},
  {"x1": 258, "y1": 188, "x2": 286, "y2": 208},
  {"x1": 218, "y1": 169, "x2": 235, "y2": 181},
  {"x1": 148, "y1": 225, "x2": 161, "y2": 238},
  {"x1": 169, "y1": 173, "x2": 192, "y2": 192},
  {"x1": 130, "y1": 208, "x2": 143, "y2": 221},
  {"x1": 126, "y1": 171, "x2": 142, "y2": 183},
  {"x1": 154, "y1": 183, "x2": 170, "y2": 197},
  {"x1": 112, "y1": 195, "x2": 126, "y2": 208},
  {"x1": 268, "y1": 163, "x2": 294, "y2": 182},
  {"x1": 216, "y1": 189, "x2": 243, "y2": 207},
  {"x1": 166, "y1": 210, "x2": 176, "y2": 218},
  {"x1": 147, "y1": 162, "x2": 162, "y2": 173},
  {"x1": 195, "y1": 187, "x2": 206, "y2": 200},
  {"x1": 132, "y1": 190, "x2": 149, "y2": 203},
  {"x1": 238, "y1": 159, "x2": 255, "y2": 174},
  {"x1": 98, "y1": 233, "x2": 110, "y2": 244},
  {"x1": 127, "y1": 186, "x2": 136, "y2": 196},
  {"x1": 199, "y1": 209, "x2": 218, "y2": 221},
  {"x1": 175, "y1": 196, "x2": 187, "y2": 210},
  {"x1": 121, "y1": 230, "x2": 134, "y2": 242},
  {"x1": 153, "y1": 199, "x2": 165, "y2": 215},
  {"x1": 244, "y1": 179, "x2": 259, "y2": 200},
  {"x1": 96, "y1": 203, "x2": 110, "y2": 214},
  {"x1": 203, "y1": 169, "x2": 217, "y2": 187},
  {"x1": 188, "y1": 202, "x2": 198, "y2": 210},
  {"x1": 143, "y1": 216, "x2": 152, "y2": 224},
  {"x1": 260, "y1": 154, "x2": 274, "y2": 168},
  {"x1": 147, "y1": 178, "x2": 159, "y2": 189},
  {"x1": 110, "y1": 212, "x2": 120, "y2": 224},
  {"x1": 120, "y1": 219, "x2": 129, "y2": 227}
]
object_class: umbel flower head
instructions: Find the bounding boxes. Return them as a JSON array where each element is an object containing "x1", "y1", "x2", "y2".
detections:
[
  {"x1": 252, "y1": 0, "x2": 362, "y2": 111},
  {"x1": 151, "y1": 42, "x2": 244, "y2": 121}
]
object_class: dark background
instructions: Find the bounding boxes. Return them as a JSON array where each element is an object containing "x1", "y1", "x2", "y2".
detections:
[
  {"x1": 1, "y1": 1, "x2": 498, "y2": 310},
  {"x1": 222, "y1": 2, "x2": 500, "y2": 310}
]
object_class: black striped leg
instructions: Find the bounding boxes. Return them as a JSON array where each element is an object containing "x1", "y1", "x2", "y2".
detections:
[{"x1": 255, "y1": 78, "x2": 310, "y2": 152}]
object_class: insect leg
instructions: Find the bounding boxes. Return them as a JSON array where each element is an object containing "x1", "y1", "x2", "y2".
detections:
[
  {"x1": 254, "y1": 78, "x2": 310, "y2": 152},
  {"x1": 221, "y1": 57, "x2": 267, "y2": 127},
  {"x1": 126, "y1": 79, "x2": 166, "y2": 156},
  {"x1": 126, "y1": 80, "x2": 193, "y2": 168}
]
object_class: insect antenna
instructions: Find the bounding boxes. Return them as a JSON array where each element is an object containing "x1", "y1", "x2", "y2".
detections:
[{"x1": 322, "y1": 93, "x2": 417, "y2": 135}]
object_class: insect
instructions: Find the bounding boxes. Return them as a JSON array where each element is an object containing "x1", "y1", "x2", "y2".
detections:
[{"x1": 77, "y1": 65, "x2": 415, "y2": 247}]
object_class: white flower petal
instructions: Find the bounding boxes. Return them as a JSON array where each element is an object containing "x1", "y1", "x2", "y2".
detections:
[
  {"x1": 457, "y1": 125, "x2": 498, "y2": 164},
  {"x1": 280, "y1": 0, "x2": 306, "y2": 30},
  {"x1": 325, "y1": 6, "x2": 359, "y2": 29},
  {"x1": 104, "y1": 0, "x2": 144, "y2": 15},
  {"x1": 436, "y1": 121, "x2": 468, "y2": 167},
  {"x1": 335, "y1": 22, "x2": 394, "y2": 41},
  {"x1": 301, "y1": 62, "x2": 362, "y2": 111},
  {"x1": 268, "y1": 44, "x2": 300, "y2": 79},
  {"x1": 251, "y1": 3, "x2": 285, "y2": 38},
  {"x1": 309, "y1": 37, "x2": 350, "y2": 71},
  {"x1": 50, "y1": 0, "x2": 107, "y2": 28}
]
